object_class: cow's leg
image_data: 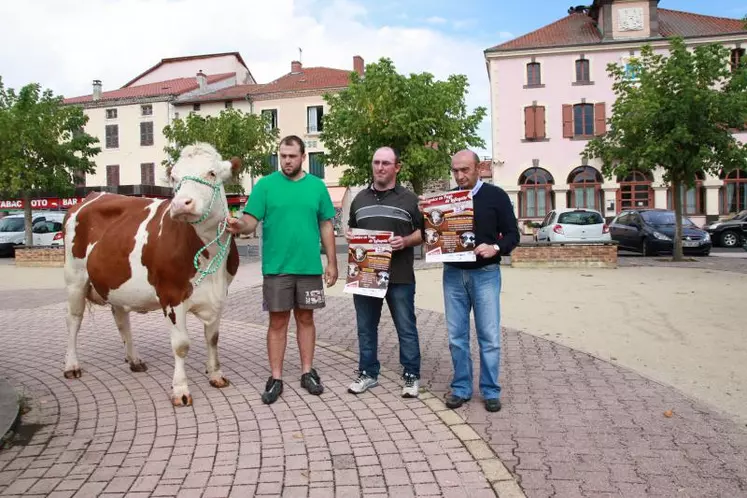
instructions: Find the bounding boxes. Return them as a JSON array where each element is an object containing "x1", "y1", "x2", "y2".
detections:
[
  {"x1": 111, "y1": 306, "x2": 147, "y2": 372},
  {"x1": 203, "y1": 317, "x2": 229, "y2": 388},
  {"x1": 64, "y1": 281, "x2": 87, "y2": 379},
  {"x1": 166, "y1": 304, "x2": 193, "y2": 406}
]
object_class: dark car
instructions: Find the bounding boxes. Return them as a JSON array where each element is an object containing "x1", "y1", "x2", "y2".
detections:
[
  {"x1": 704, "y1": 210, "x2": 747, "y2": 248},
  {"x1": 609, "y1": 209, "x2": 712, "y2": 256}
]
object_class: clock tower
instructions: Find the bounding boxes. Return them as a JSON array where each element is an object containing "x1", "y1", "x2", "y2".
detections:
[{"x1": 590, "y1": 0, "x2": 660, "y2": 41}]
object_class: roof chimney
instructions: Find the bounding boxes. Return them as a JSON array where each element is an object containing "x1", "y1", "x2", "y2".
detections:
[
  {"x1": 92, "y1": 80, "x2": 102, "y2": 101},
  {"x1": 353, "y1": 55, "x2": 364, "y2": 76},
  {"x1": 291, "y1": 60, "x2": 302, "y2": 73},
  {"x1": 196, "y1": 70, "x2": 207, "y2": 91}
]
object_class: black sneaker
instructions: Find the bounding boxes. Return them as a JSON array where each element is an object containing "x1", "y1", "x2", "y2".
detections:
[
  {"x1": 445, "y1": 394, "x2": 471, "y2": 409},
  {"x1": 300, "y1": 368, "x2": 324, "y2": 396},
  {"x1": 485, "y1": 398, "x2": 502, "y2": 412},
  {"x1": 261, "y1": 377, "x2": 283, "y2": 404}
]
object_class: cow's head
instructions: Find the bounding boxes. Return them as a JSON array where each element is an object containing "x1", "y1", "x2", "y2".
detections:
[{"x1": 168, "y1": 143, "x2": 241, "y2": 224}]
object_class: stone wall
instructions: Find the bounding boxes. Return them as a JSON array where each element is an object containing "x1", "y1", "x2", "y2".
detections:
[
  {"x1": 14, "y1": 246, "x2": 65, "y2": 267},
  {"x1": 510, "y1": 242, "x2": 618, "y2": 269}
]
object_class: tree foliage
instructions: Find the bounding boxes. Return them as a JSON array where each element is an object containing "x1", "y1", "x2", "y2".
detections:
[
  {"x1": 0, "y1": 77, "x2": 100, "y2": 246},
  {"x1": 319, "y1": 58, "x2": 487, "y2": 194},
  {"x1": 582, "y1": 37, "x2": 747, "y2": 260},
  {"x1": 162, "y1": 108, "x2": 279, "y2": 194}
]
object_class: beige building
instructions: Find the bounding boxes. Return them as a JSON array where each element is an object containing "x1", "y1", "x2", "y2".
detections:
[{"x1": 62, "y1": 51, "x2": 364, "y2": 224}]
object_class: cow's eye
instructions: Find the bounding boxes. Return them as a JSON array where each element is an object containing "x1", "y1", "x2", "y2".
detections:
[{"x1": 207, "y1": 170, "x2": 216, "y2": 179}]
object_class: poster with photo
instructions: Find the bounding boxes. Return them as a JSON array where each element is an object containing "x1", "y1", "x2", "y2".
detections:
[
  {"x1": 344, "y1": 229, "x2": 394, "y2": 299},
  {"x1": 421, "y1": 190, "x2": 476, "y2": 262}
]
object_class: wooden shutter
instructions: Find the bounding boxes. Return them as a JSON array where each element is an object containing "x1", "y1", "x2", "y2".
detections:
[
  {"x1": 535, "y1": 106, "x2": 546, "y2": 139},
  {"x1": 594, "y1": 103, "x2": 607, "y2": 136},
  {"x1": 562, "y1": 104, "x2": 573, "y2": 138},
  {"x1": 524, "y1": 107, "x2": 536, "y2": 139}
]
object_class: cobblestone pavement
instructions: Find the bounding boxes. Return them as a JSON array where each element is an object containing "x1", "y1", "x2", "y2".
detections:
[
  {"x1": 223, "y1": 288, "x2": 747, "y2": 498},
  {"x1": 0, "y1": 290, "x2": 520, "y2": 497}
]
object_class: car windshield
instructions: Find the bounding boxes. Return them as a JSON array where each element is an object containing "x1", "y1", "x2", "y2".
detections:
[
  {"x1": 726, "y1": 210, "x2": 747, "y2": 221},
  {"x1": 557, "y1": 211, "x2": 604, "y2": 225},
  {"x1": 0, "y1": 218, "x2": 25, "y2": 232},
  {"x1": 640, "y1": 211, "x2": 695, "y2": 226}
]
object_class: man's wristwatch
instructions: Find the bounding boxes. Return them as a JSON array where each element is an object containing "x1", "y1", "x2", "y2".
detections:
[{"x1": 492, "y1": 244, "x2": 500, "y2": 253}]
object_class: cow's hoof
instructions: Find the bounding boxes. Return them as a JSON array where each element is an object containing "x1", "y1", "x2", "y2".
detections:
[
  {"x1": 129, "y1": 361, "x2": 148, "y2": 373},
  {"x1": 63, "y1": 368, "x2": 82, "y2": 379},
  {"x1": 171, "y1": 394, "x2": 193, "y2": 407},
  {"x1": 209, "y1": 377, "x2": 230, "y2": 388}
]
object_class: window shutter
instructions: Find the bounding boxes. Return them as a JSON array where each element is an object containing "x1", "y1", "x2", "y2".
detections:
[
  {"x1": 594, "y1": 103, "x2": 607, "y2": 136},
  {"x1": 562, "y1": 104, "x2": 573, "y2": 138},
  {"x1": 535, "y1": 106, "x2": 546, "y2": 139},
  {"x1": 524, "y1": 107, "x2": 536, "y2": 139}
]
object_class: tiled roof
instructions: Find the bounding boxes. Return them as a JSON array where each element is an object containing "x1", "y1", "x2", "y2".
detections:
[
  {"x1": 63, "y1": 73, "x2": 236, "y2": 104},
  {"x1": 487, "y1": 9, "x2": 746, "y2": 52},
  {"x1": 178, "y1": 67, "x2": 353, "y2": 104},
  {"x1": 123, "y1": 51, "x2": 248, "y2": 87}
]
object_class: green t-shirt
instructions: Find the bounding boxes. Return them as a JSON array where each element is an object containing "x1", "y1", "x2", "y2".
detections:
[{"x1": 244, "y1": 171, "x2": 336, "y2": 276}]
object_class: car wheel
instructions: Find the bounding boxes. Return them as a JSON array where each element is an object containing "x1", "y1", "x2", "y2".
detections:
[
  {"x1": 641, "y1": 238, "x2": 651, "y2": 257},
  {"x1": 720, "y1": 230, "x2": 739, "y2": 248}
]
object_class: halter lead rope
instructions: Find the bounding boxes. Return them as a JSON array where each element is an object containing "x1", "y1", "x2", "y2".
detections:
[{"x1": 174, "y1": 175, "x2": 233, "y2": 286}]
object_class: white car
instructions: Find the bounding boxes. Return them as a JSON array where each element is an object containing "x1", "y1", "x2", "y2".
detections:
[
  {"x1": 535, "y1": 208, "x2": 611, "y2": 243},
  {"x1": 0, "y1": 211, "x2": 66, "y2": 256}
]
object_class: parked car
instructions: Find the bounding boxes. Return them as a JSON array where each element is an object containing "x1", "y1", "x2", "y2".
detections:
[
  {"x1": 535, "y1": 208, "x2": 611, "y2": 243},
  {"x1": 609, "y1": 209, "x2": 711, "y2": 256},
  {"x1": 703, "y1": 210, "x2": 747, "y2": 248},
  {"x1": 0, "y1": 211, "x2": 66, "y2": 257}
]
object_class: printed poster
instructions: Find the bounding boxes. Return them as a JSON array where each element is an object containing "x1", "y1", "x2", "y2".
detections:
[
  {"x1": 421, "y1": 190, "x2": 477, "y2": 262},
  {"x1": 344, "y1": 229, "x2": 393, "y2": 299}
]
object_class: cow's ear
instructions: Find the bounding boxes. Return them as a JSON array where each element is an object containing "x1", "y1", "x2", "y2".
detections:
[{"x1": 229, "y1": 157, "x2": 241, "y2": 176}]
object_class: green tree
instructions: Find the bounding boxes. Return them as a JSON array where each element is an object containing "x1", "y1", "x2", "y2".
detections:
[
  {"x1": 0, "y1": 77, "x2": 100, "y2": 246},
  {"x1": 320, "y1": 57, "x2": 486, "y2": 194},
  {"x1": 162, "y1": 108, "x2": 279, "y2": 194},
  {"x1": 582, "y1": 37, "x2": 747, "y2": 261}
]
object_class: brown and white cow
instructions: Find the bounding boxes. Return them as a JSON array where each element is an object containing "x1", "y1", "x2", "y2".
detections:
[{"x1": 62, "y1": 143, "x2": 240, "y2": 406}]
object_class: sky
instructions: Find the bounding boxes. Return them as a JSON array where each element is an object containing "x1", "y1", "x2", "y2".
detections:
[{"x1": 1, "y1": 0, "x2": 745, "y2": 158}]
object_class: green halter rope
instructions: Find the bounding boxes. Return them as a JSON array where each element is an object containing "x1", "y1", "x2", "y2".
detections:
[{"x1": 174, "y1": 175, "x2": 232, "y2": 287}]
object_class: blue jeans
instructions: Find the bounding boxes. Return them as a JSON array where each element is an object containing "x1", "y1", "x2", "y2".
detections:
[
  {"x1": 442, "y1": 263, "x2": 502, "y2": 400},
  {"x1": 353, "y1": 283, "x2": 421, "y2": 379}
]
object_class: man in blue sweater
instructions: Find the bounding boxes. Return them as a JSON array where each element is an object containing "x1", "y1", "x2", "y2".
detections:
[{"x1": 441, "y1": 150, "x2": 520, "y2": 412}]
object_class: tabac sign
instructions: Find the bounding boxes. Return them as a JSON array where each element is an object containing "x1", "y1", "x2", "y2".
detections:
[{"x1": 0, "y1": 197, "x2": 85, "y2": 210}]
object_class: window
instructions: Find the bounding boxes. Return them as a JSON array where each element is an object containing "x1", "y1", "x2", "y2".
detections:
[
  {"x1": 141, "y1": 104, "x2": 152, "y2": 116},
  {"x1": 140, "y1": 121, "x2": 154, "y2": 146},
  {"x1": 621, "y1": 56, "x2": 640, "y2": 81},
  {"x1": 557, "y1": 210, "x2": 604, "y2": 225},
  {"x1": 264, "y1": 153, "x2": 278, "y2": 172},
  {"x1": 666, "y1": 172, "x2": 705, "y2": 215},
  {"x1": 193, "y1": 103, "x2": 201, "y2": 111},
  {"x1": 567, "y1": 166, "x2": 603, "y2": 210},
  {"x1": 721, "y1": 169, "x2": 747, "y2": 214},
  {"x1": 730, "y1": 48, "x2": 745, "y2": 72},
  {"x1": 526, "y1": 62, "x2": 541, "y2": 86},
  {"x1": 523, "y1": 105, "x2": 546, "y2": 140},
  {"x1": 563, "y1": 103, "x2": 606, "y2": 138},
  {"x1": 309, "y1": 152, "x2": 324, "y2": 179},
  {"x1": 106, "y1": 109, "x2": 117, "y2": 119},
  {"x1": 74, "y1": 170, "x2": 86, "y2": 188},
  {"x1": 307, "y1": 106, "x2": 323, "y2": 133},
  {"x1": 575, "y1": 58, "x2": 590, "y2": 83},
  {"x1": 261, "y1": 109, "x2": 278, "y2": 130},
  {"x1": 617, "y1": 171, "x2": 653, "y2": 211},
  {"x1": 106, "y1": 165, "x2": 120, "y2": 188},
  {"x1": 519, "y1": 167, "x2": 554, "y2": 218},
  {"x1": 224, "y1": 101, "x2": 233, "y2": 109},
  {"x1": 141, "y1": 163, "x2": 155, "y2": 185},
  {"x1": 105, "y1": 124, "x2": 119, "y2": 148}
]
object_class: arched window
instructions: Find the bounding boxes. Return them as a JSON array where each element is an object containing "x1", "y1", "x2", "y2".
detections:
[
  {"x1": 667, "y1": 171, "x2": 705, "y2": 215},
  {"x1": 567, "y1": 166, "x2": 603, "y2": 210},
  {"x1": 519, "y1": 167, "x2": 554, "y2": 218},
  {"x1": 720, "y1": 169, "x2": 747, "y2": 214},
  {"x1": 617, "y1": 171, "x2": 654, "y2": 212}
]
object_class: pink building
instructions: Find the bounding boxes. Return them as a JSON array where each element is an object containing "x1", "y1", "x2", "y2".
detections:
[{"x1": 484, "y1": 1, "x2": 747, "y2": 231}]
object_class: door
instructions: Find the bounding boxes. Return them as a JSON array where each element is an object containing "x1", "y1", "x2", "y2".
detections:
[{"x1": 536, "y1": 211, "x2": 555, "y2": 241}]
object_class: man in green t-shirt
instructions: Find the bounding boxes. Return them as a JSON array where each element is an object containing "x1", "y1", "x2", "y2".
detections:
[{"x1": 226, "y1": 135, "x2": 338, "y2": 404}]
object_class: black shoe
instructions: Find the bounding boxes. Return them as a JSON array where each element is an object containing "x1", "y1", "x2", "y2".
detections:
[
  {"x1": 300, "y1": 368, "x2": 324, "y2": 396},
  {"x1": 445, "y1": 394, "x2": 471, "y2": 409},
  {"x1": 261, "y1": 377, "x2": 283, "y2": 404},
  {"x1": 485, "y1": 398, "x2": 502, "y2": 412}
]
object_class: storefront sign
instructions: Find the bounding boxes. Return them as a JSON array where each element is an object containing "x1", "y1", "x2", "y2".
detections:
[{"x1": 0, "y1": 197, "x2": 86, "y2": 210}]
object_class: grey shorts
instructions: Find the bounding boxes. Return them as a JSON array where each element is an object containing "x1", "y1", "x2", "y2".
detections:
[{"x1": 262, "y1": 274, "x2": 326, "y2": 312}]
